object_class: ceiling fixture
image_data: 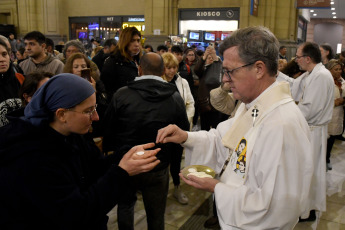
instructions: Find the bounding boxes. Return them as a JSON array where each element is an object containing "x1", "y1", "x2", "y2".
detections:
[
  {"x1": 331, "y1": 8, "x2": 335, "y2": 10},
  {"x1": 332, "y1": 12, "x2": 336, "y2": 15},
  {"x1": 330, "y1": 1, "x2": 334, "y2": 4},
  {"x1": 313, "y1": 13, "x2": 317, "y2": 16},
  {"x1": 310, "y1": 10, "x2": 314, "y2": 12},
  {"x1": 333, "y1": 16, "x2": 337, "y2": 18}
]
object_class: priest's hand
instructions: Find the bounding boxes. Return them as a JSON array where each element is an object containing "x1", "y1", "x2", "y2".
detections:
[
  {"x1": 156, "y1": 124, "x2": 188, "y2": 144},
  {"x1": 119, "y1": 143, "x2": 161, "y2": 176},
  {"x1": 179, "y1": 173, "x2": 219, "y2": 193}
]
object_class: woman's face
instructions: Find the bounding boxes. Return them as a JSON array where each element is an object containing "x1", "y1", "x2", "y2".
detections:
[
  {"x1": 330, "y1": 64, "x2": 342, "y2": 80},
  {"x1": 164, "y1": 66, "x2": 178, "y2": 82},
  {"x1": 72, "y1": 58, "x2": 87, "y2": 77},
  {"x1": 186, "y1": 51, "x2": 195, "y2": 62},
  {"x1": 0, "y1": 45, "x2": 10, "y2": 74},
  {"x1": 65, "y1": 45, "x2": 80, "y2": 59},
  {"x1": 127, "y1": 34, "x2": 141, "y2": 56},
  {"x1": 64, "y1": 93, "x2": 99, "y2": 135},
  {"x1": 16, "y1": 51, "x2": 24, "y2": 60}
]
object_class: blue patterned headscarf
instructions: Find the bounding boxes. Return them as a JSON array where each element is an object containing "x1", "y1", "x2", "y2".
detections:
[{"x1": 24, "y1": 73, "x2": 95, "y2": 126}]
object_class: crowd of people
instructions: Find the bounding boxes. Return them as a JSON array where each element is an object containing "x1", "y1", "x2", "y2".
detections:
[{"x1": 0, "y1": 25, "x2": 344, "y2": 230}]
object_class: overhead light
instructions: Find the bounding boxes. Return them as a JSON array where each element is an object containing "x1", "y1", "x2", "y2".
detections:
[
  {"x1": 331, "y1": 2, "x2": 334, "y2": 4},
  {"x1": 331, "y1": 8, "x2": 335, "y2": 10},
  {"x1": 310, "y1": 10, "x2": 314, "y2": 12},
  {"x1": 333, "y1": 16, "x2": 337, "y2": 18},
  {"x1": 313, "y1": 13, "x2": 317, "y2": 16},
  {"x1": 332, "y1": 12, "x2": 336, "y2": 15}
]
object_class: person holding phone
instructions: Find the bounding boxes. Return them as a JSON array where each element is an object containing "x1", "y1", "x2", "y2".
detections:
[{"x1": 63, "y1": 53, "x2": 108, "y2": 137}]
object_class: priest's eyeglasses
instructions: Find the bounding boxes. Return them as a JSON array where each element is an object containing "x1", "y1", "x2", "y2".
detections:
[
  {"x1": 223, "y1": 63, "x2": 255, "y2": 79},
  {"x1": 295, "y1": 55, "x2": 307, "y2": 60},
  {"x1": 66, "y1": 104, "x2": 97, "y2": 119}
]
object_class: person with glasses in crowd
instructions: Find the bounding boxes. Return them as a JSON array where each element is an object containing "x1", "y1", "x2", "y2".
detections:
[
  {"x1": 0, "y1": 73, "x2": 161, "y2": 229},
  {"x1": 292, "y1": 42, "x2": 334, "y2": 223},
  {"x1": 156, "y1": 26, "x2": 313, "y2": 230}
]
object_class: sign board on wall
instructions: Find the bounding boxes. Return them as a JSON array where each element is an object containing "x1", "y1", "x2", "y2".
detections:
[
  {"x1": 179, "y1": 8, "x2": 239, "y2": 21},
  {"x1": 296, "y1": 0, "x2": 331, "y2": 8},
  {"x1": 250, "y1": 0, "x2": 259, "y2": 16}
]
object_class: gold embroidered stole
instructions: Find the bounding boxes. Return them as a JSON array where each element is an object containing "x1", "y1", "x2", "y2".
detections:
[{"x1": 219, "y1": 82, "x2": 293, "y2": 177}]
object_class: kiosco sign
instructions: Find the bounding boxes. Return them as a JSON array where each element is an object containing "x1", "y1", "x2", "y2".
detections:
[{"x1": 179, "y1": 8, "x2": 239, "y2": 20}]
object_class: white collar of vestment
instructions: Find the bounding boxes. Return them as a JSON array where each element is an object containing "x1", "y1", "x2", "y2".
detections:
[{"x1": 245, "y1": 81, "x2": 278, "y2": 110}]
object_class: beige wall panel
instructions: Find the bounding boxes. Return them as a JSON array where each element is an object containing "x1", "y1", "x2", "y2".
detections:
[
  {"x1": 60, "y1": 0, "x2": 145, "y2": 17},
  {"x1": 178, "y1": 0, "x2": 241, "y2": 8},
  {"x1": 17, "y1": 0, "x2": 30, "y2": 34},
  {"x1": 17, "y1": 0, "x2": 45, "y2": 34},
  {"x1": 0, "y1": 0, "x2": 18, "y2": 26},
  {"x1": 44, "y1": 0, "x2": 59, "y2": 34}
]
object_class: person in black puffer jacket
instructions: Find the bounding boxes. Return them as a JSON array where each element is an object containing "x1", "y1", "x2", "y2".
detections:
[
  {"x1": 102, "y1": 53, "x2": 190, "y2": 230},
  {"x1": 100, "y1": 27, "x2": 142, "y2": 102}
]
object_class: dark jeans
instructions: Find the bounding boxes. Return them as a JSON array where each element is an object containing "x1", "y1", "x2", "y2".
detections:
[
  {"x1": 326, "y1": 135, "x2": 336, "y2": 164},
  {"x1": 117, "y1": 167, "x2": 169, "y2": 230},
  {"x1": 169, "y1": 144, "x2": 183, "y2": 186}
]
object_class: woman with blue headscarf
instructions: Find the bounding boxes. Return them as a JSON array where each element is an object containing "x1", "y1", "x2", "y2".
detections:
[{"x1": 0, "y1": 73, "x2": 160, "y2": 230}]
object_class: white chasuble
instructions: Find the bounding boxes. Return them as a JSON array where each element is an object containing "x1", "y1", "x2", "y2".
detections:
[
  {"x1": 290, "y1": 63, "x2": 334, "y2": 213},
  {"x1": 183, "y1": 82, "x2": 313, "y2": 230}
]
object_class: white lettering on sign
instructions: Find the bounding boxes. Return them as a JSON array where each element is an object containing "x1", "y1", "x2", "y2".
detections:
[
  {"x1": 107, "y1": 17, "x2": 114, "y2": 21},
  {"x1": 196, "y1": 11, "x2": 221, "y2": 17}
]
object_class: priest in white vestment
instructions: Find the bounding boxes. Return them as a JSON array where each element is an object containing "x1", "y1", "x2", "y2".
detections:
[
  {"x1": 156, "y1": 27, "x2": 314, "y2": 230},
  {"x1": 278, "y1": 43, "x2": 334, "y2": 221}
]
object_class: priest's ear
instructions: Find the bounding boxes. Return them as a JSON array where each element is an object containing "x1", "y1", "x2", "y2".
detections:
[{"x1": 253, "y1": 60, "x2": 266, "y2": 80}]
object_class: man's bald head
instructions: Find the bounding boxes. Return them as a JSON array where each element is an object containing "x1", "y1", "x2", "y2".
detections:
[{"x1": 140, "y1": 52, "x2": 165, "y2": 76}]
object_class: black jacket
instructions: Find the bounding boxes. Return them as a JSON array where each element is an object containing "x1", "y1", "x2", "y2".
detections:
[
  {"x1": 91, "y1": 49, "x2": 110, "y2": 72},
  {"x1": 100, "y1": 51, "x2": 139, "y2": 101},
  {"x1": 102, "y1": 77, "x2": 190, "y2": 171},
  {"x1": 0, "y1": 110, "x2": 131, "y2": 230},
  {"x1": 178, "y1": 61, "x2": 194, "y2": 93},
  {"x1": 0, "y1": 62, "x2": 22, "y2": 127}
]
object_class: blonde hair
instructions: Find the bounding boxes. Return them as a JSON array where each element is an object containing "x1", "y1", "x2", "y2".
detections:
[
  {"x1": 162, "y1": 52, "x2": 178, "y2": 68},
  {"x1": 161, "y1": 52, "x2": 179, "y2": 81}
]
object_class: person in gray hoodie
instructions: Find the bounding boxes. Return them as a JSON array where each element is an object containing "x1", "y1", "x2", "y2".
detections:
[{"x1": 19, "y1": 31, "x2": 64, "y2": 76}]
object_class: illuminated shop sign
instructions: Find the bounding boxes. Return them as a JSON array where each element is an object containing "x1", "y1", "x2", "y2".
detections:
[
  {"x1": 180, "y1": 8, "x2": 239, "y2": 20},
  {"x1": 128, "y1": 17, "x2": 145, "y2": 22}
]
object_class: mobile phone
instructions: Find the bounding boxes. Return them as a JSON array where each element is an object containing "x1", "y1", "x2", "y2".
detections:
[
  {"x1": 81, "y1": 68, "x2": 91, "y2": 82},
  {"x1": 209, "y1": 43, "x2": 214, "y2": 48}
]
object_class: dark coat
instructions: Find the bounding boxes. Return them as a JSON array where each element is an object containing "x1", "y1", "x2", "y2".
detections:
[
  {"x1": 178, "y1": 61, "x2": 194, "y2": 93},
  {"x1": 100, "y1": 51, "x2": 139, "y2": 101},
  {"x1": 0, "y1": 111, "x2": 131, "y2": 230},
  {"x1": 91, "y1": 49, "x2": 110, "y2": 72},
  {"x1": 102, "y1": 77, "x2": 190, "y2": 171},
  {"x1": 0, "y1": 62, "x2": 22, "y2": 127}
]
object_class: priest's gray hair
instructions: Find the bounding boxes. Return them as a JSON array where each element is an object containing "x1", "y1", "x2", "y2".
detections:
[{"x1": 219, "y1": 26, "x2": 279, "y2": 77}]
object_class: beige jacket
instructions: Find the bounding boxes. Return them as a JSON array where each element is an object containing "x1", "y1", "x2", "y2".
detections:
[{"x1": 210, "y1": 86, "x2": 241, "y2": 118}]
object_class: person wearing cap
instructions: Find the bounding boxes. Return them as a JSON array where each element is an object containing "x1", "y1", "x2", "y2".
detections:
[{"x1": 0, "y1": 73, "x2": 160, "y2": 229}]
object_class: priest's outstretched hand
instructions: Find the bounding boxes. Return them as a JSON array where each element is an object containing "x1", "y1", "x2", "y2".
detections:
[
  {"x1": 179, "y1": 173, "x2": 220, "y2": 193},
  {"x1": 156, "y1": 124, "x2": 188, "y2": 144}
]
